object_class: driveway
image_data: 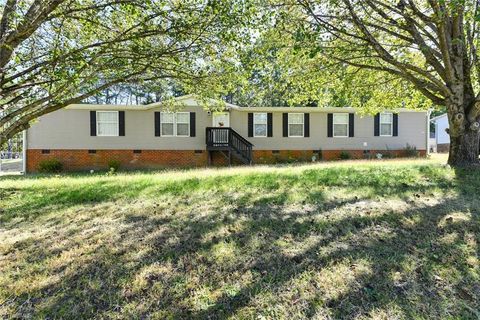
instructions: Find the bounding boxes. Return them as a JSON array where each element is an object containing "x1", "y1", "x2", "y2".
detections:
[{"x1": 0, "y1": 159, "x2": 23, "y2": 174}]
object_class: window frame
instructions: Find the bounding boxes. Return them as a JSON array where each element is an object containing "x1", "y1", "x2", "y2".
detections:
[
  {"x1": 175, "y1": 112, "x2": 190, "y2": 137},
  {"x1": 379, "y1": 112, "x2": 393, "y2": 137},
  {"x1": 288, "y1": 113, "x2": 304, "y2": 138},
  {"x1": 333, "y1": 113, "x2": 349, "y2": 138},
  {"x1": 253, "y1": 112, "x2": 268, "y2": 138},
  {"x1": 160, "y1": 112, "x2": 190, "y2": 137},
  {"x1": 160, "y1": 112, "x2": 175, "y2": 137},
  {"x1": 96, "y1": 111, "x2": 119, "y2": 137}
]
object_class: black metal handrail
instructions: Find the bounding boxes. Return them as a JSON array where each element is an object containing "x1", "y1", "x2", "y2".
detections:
[{"x1": 206, "y1": 127, "x2": 253, "y2": 164}]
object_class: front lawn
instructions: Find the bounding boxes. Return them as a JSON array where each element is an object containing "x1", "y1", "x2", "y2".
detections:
[{"x1": 1, "y1": 157, "x2": 479, "y2": 319}]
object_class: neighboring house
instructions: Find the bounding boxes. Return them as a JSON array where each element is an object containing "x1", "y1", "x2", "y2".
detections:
[
  {"x1": 431, "y1": 113, "x2": 449, "y2": 153},
  {"x1": 25, "y1": 95, "x2": 429, "y2": 172}
]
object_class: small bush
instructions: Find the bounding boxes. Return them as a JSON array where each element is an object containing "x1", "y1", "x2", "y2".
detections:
[
  {"x1": 107, "y1": 160, "x2": 121, "y2": 172},
  {"x1": 38, "y1": 159, "x2": 63, "y2": 173},
  {"x1": 105, "y1": 167, "x2": 116, "y2": 176},
  {"x1": 339, "y1": 151, "x2": 352, "y2": 160},
  {"x1": 286, "y1": 156, "x2": 297, "y2": 164},
  {"x1": 382, "y1": 151, "x2": 395, "y2": 159},
  {"x1": 404, "y1": 144, "x2": 419, "y2": 157},
  {"x1": 380, "y1": 146, "x2": 393, "y2": 159}
]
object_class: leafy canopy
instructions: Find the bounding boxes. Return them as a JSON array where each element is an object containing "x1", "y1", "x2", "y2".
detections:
[{"x1": 0, "y1": 0, "x2": 256, "y2": 143}]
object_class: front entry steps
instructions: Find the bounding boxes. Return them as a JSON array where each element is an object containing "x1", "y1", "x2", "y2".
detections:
[{"x1": 206, "y1": 127, "x2": 253, "y2": 166}]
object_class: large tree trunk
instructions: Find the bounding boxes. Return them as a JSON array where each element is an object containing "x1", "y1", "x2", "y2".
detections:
[
  {"x1": 447, "y1": 99, "x2": 480, "y2": 166},
  {"x1": 448, "y1": 129, "x2": 480, "y2": 166}
]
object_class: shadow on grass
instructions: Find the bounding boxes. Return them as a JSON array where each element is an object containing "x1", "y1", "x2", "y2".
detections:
[
  {"x1": 1, "y1": 165, "x2": 479, "y2": 318},
  {"x1": 192, "y1": 198, "x2": 479, "y2": 319},
  {"x1": 1, "y1": 165, "x2": 453, "y2": 224}
]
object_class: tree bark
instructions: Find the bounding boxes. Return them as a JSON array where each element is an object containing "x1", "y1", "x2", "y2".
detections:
[
  {"x1": 448, "y1": 130, "x2": 479, "y2": 166},
  {"x1": 447, "y1": 101, "x2": 480, "y2": 166}
]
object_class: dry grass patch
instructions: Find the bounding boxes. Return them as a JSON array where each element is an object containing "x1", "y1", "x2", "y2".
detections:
[{"x1": 1, "y1": 156, "x2": 479, "y2": 318}]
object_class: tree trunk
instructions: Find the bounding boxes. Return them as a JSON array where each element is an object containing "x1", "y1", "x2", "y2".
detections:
[{"x1": 448, "y1": 130, "x2": 479, "y2": 166}]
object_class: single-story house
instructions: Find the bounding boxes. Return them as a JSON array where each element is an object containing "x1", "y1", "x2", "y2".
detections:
[
  {"x1": 430, "y1": 113, "x2": 449, "y2": 153},
  {"x1": 25, "y1": 95, "x2": 430, "y2": 172}
]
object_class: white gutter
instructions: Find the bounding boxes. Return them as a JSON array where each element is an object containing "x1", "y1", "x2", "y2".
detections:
[
  {"x1": 22, "y1": 130, "x2": 27, "y2": 174},
  {"x1": 231, "y1": 107, "x2": 426, "y2": 113},
  {"x1": 66, "y1": 103, "x2": 427, "y2": 114}
]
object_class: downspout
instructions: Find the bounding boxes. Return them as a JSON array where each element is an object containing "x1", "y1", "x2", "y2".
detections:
[
  {"x1": 22, "y1": 130, "x2": 27, "y2": 174},
  {"x1": 426, "y1": 109, "x2": 433, "y2": 155}
]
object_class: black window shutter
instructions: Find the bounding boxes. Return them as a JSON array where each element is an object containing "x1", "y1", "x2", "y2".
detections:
[
  {"x1": 349, "y1": 113, "x2": 354, "y2": 137},
  {"x1": 304, "y1": 113, "x2": 310, "y2": 137},
  {"x1": 154, "y1": 112, "x2": 161, "y2": 136},
  {"x1": 393, "y1": 113, "x2": 399, "y2": 136},
  {"x1": 374, "y1": 113, "x2": 380, "y2": 136},
  {"x1": 90, "y1": 111, "x2": 96, "y2": 136},
  {"x1": 190, "y1": 112, "x2": 196, "y2": 137},
  {"x1": 248, "y1": 113, "x2": 253, "y2": 137},
  {"x1": 327, "y1": 113, "x2": 333, "y2": 137},
  {"x1": 283, "y1": 113, "x2": 288, "y2": 137},
  {"x1": 119, "y1": 111, "x2": 125, "y2": 136},
  {"x1": 267, "y1": 113, "x2": 273, "y2": 137}
]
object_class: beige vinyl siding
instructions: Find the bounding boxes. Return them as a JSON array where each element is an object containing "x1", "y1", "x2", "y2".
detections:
[
  {"x1": 230, "y1": 110, "x2": 427, "y2": 150},
  {"x1": 27, "y1": 106, "x2": 211, "y2": 150},
  {"x1": 27, "y1": 103, "x2": 428, "y2": 151}
]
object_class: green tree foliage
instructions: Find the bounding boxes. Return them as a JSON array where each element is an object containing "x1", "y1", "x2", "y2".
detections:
[
  {"x1": 0, "y1": 0, "x2": 255, "y2": 145},
  {"x1": 264, "y1": 0, "x2": 480, "y2": 165},
  {"x1": 222, "y1": 6, "x2": 431, "y2": 114}
]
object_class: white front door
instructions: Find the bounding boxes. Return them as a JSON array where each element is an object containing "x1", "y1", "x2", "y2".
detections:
[{"x1": 212, "y1": 112, "x2": 230, "y2": 127}]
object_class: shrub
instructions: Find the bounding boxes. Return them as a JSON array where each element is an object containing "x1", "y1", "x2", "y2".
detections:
[
  {"x1": 38, "y1": 159, "x2": 63, "y2": 173},
  {"x1": 339, "y1": 151, "x2": 352, "y2": 160},
  {"x1": 382, "y1": 146, "x2": 395, "y2": 159},
  {"x1": 107, "y1": 160, "x2": 121, "y2": 172},
  {"x1": 382, "y1": 151, "x2": 396, "y2": 159},
  {"x1": 404, "y1": 144, "x2": 419, "y2": 157},
  {"x1": 287, "y1": 156, "x2": 297, "y2": 164}
]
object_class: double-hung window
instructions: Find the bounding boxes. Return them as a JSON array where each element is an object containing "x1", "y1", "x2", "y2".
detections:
[
  {"x1": 161, "y1": 112, "x2": 175, "y2": 136},
  {"x1": 176, "y1": 112, "x2": 190, "y2": 137},
  {"x1": 97, "y1": 111, "x2": 119, "y2": 136},
  {"x1": 254, "y1": 113, "x2": 268, "y2": 137},
  {"x1": 380, "y1": 113, "x2": 393, "y2": 136},
  {"x1": 288, "y1": 113, "x2": 304, "y2": 137},
  {"x1": 161, "y1": 112, "x2": 190, "y2": 137},
  {"x1": 333, "y1": 113, "x2": 349, "y2": 137}
]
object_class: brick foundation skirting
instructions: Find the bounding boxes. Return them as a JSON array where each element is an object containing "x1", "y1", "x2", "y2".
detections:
[
  {"x1": 253, "y1": 149, "x2": 427, "y2": 164},
  {"x1": 27, "y1": 149, "x2": 208, "y2": 173},
  {"x1": 27, "y1": 149, "x2": 427, "y2": 172}
]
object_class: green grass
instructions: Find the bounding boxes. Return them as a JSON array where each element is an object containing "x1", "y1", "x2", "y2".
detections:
[{"x1": 1, "y1": 156, "x2": 479, "y2": 319}]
